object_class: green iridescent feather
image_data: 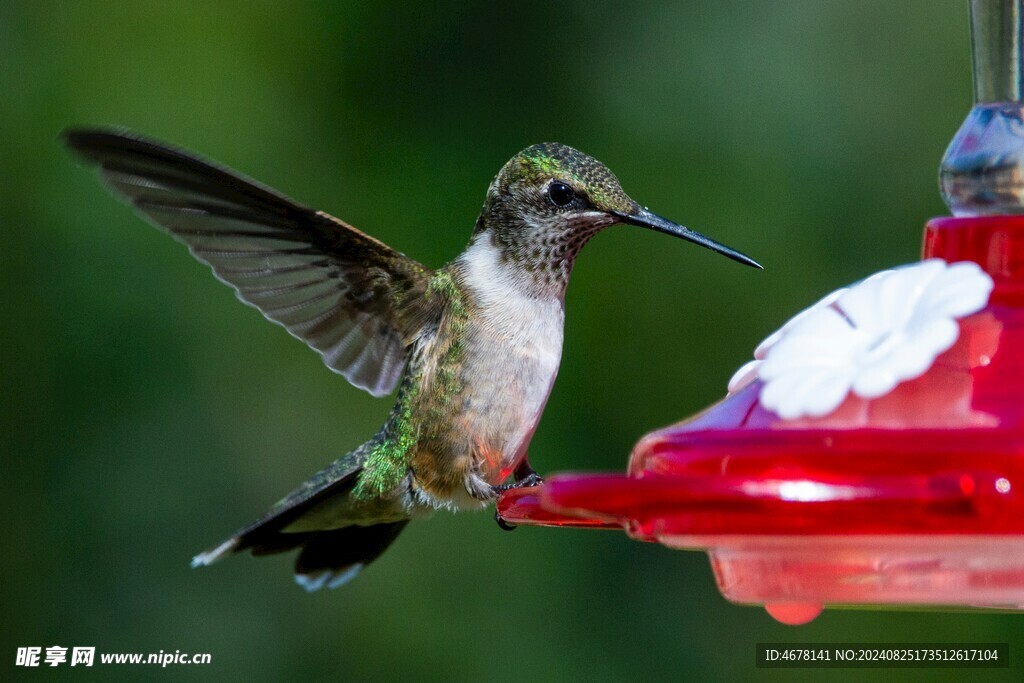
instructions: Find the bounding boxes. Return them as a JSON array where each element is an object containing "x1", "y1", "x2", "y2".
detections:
[{"x1": 351, "y1": 269, "x2": 468, "y2": 501}]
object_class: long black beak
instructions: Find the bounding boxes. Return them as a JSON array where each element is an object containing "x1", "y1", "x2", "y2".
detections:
[{"x1": 613, "y1": 208, "x2": 762, "y2": 269}]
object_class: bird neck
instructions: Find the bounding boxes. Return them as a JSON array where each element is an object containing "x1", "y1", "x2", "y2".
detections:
[
  {"x1": 454, "y1": 229, "x2": 575, "y2": 302},
  {"x1": 467, "y1": 188, "x2": 615, "y2": 298}
]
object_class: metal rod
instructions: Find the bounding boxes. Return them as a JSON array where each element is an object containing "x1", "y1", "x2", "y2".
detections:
[{"x1": 970, "y1": 0, "x2": 1024, "y2": 103}]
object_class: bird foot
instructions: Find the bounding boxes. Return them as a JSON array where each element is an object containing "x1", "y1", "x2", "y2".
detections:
[
  {"x1": 491, "y1": 472, "x2": 545, "y2": 531},
  {"x1": 492, "y1": 471, "x2": 545, "y2": 494}
]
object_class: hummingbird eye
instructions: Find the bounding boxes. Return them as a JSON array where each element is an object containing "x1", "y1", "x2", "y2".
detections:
[{"x1": 547, "y1": 181, "x2": 576, "y2": 208}]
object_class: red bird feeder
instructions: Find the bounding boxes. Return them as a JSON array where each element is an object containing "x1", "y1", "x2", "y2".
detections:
[{"x1": 497, "y1": 0, "x2": 1024, "y2": 624}]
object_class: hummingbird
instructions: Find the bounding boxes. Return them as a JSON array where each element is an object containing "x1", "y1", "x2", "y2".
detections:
[{"x1": 64, "y1": 129, "x2": 760, "y2": 591}]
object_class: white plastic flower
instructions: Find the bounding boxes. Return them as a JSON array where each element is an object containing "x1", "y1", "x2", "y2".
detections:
[{"x1": 728, "y1": 259, "x2": 994, "y2": 420}]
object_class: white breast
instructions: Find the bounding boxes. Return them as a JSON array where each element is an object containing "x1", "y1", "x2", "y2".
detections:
[{"x1": 456, "y1": 232, "x2": 565, "y2": 476}]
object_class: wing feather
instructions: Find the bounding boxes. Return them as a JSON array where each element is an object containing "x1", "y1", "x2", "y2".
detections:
[{"x1": 64, "y1": 128, "x2": 435, "y2": 397}]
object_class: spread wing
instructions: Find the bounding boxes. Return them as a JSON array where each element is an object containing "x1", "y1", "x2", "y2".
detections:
[{"x1": 64, "y1": 128, "x2": 435, "y2": 397}]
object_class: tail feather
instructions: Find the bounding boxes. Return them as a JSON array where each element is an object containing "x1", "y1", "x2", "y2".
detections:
[
  {"x1": 292, "y1": 521, "x2": 409, "y2": 591},
  {"x1": 190, "y1": 442, "x2": 410, "y2": 589},
  {"x1": 293, "y1": 522, "x2": 408, "y2": 575},
  {"x1": 296, "y1": 565, "x2": 363, "y2": 592},
  {"x1": 190, "y1": 538, "x2": 239, "y2": 568},
  {"x1": 192, "y1": 520, "x2": 409, "y2": 591}
]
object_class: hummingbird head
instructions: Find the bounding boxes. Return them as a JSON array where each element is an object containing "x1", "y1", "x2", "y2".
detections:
[{"x1": 474, "y1": 143, "x2": 759, "y2": 291}]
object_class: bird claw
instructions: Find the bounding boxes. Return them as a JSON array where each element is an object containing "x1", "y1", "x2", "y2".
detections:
[
  {"x1": 491, "y1": 471, "x2": 545, "y2": 494},
  {"x1": 491, "y1": 471, "x2": 544, "y2": 531},
  {"x1": 495, "y1": 509, "x2": 518, "y2": 531}
]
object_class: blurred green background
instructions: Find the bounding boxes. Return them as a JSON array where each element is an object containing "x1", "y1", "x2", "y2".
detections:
[{"x1": 3, "y1": 0, "x2": 1022, "y2": 680}]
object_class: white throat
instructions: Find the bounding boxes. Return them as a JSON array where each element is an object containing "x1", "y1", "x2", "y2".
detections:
[{"x1": 455, "y1": 231, "x2": 566, "y2": 356}]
